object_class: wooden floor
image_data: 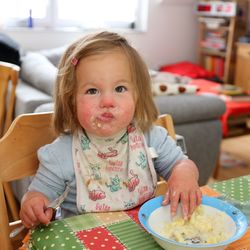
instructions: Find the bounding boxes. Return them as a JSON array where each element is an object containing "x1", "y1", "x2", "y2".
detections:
[{"x1": 214, "y1": 134, "x2": 250, "y2": 181}]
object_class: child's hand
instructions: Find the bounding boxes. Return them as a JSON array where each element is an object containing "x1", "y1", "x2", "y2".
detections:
[
  {"x1": 20, "y1": 191, "x2": 54, "y2": 228},
  {"x1": 162, "y1": 159, "x2": 202, "y2": 220}
]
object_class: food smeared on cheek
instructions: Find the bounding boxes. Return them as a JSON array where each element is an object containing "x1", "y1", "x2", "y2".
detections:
[{"x1": 90, "y1": 116, "x2": 102, "y2": 129}]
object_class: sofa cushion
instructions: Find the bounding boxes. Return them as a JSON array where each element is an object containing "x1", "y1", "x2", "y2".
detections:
[
  {"x1": 152, "y1": 82, "x2": 198, "y2": 95},
  {"x1": 39, "y1": 46, "x2": 67, "y2": 66},
  {"x1": 154, "y1": 94, "x2": 226, "y2": 124},
  {"x1": 20, "y1": 52, "x2": 57, "y2": 96},
  {"x1": 34, "y1": 102, "x2": 54, "y2": 113},
  {"x1": 15, "y1": 80, "x2": 53, "y2": 117}
]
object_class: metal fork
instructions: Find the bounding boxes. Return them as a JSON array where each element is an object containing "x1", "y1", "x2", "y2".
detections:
[{"x1": 9, "y1": 184, "x2": 70, "y2": 238}]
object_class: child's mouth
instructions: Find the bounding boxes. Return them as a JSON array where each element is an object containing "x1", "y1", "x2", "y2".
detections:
[
  {"x1": 91, "y1": 113, "x2": 114, "y2": 129},
  {"x1": 99, "y1": 112, "x2": 114, "y2": 121}
]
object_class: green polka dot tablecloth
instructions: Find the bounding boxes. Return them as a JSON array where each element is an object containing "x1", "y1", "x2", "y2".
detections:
[
  {"x1": 28, "y1": 206, "x2": 163, "y2": 250},
  {"x1": 28, "y1": 175, "x2": 250, "y2": 250},
  {"x1": 209, "y1": 175, "x2": 250, "y2": 222}
]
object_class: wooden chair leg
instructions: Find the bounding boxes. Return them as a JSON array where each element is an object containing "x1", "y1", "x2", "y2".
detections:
[
  {"x1": 3, "y1": 182, "x2": 20, "y2": 221},
  {"x1": 212, "y1": 156, "x2": 221, "y2": 179},
  {"x1": 156, "y1": 180, "x2": 168, "y2": 196}
]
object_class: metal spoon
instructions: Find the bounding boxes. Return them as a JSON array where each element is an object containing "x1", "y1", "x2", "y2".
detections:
[{"x1": 9, "y1": 184, "x2": 70, "y2": 238}]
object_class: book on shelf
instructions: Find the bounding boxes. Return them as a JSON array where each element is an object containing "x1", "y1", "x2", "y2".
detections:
[
  {"x1": 204, "y1": 56, "x2": 224, "y2": 79},
  {"x1": 201, "y1": 30, "x2": 227, "y2": 51}
]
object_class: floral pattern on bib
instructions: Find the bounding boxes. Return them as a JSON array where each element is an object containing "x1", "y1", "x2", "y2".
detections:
[{"x1": 72, "y1": 124, "x2": 157, "y2": 213}]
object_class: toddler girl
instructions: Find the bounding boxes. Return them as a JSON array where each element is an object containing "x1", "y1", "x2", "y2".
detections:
[{"x1": 20, "y1": 31, "x2": 202, "y2": 228}]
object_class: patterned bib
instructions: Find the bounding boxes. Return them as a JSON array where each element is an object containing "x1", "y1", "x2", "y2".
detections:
[{"x1": 72, "y1": 124, "x2": 157, "y2": 213}]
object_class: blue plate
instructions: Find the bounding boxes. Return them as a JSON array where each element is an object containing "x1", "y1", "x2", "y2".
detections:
[{"x1": 139, "y1": 195, "x2": 248, "y2": 248}]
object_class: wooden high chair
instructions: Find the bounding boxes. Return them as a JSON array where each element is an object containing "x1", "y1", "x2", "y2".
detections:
[
  {"x1": 154, "y1": 114, "x2": 176, "y2": 194},
  {"x1": 0, "y1": 61, "x2": 20, "y2": 137},
  {"x1": 154, "y1": 114, "x2": 176, "y2": 141},
  {"x1": 0, "y1": 61, "x2": 21, "y2": 228},
  {"x1": 0, "y1": 112, "x2": 56, "y2": 250},
  {"x1": 0, "y1": 112, "x2": 175, "y2": 249}
]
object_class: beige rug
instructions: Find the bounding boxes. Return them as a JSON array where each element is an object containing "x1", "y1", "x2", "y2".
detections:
[
  {"x1": 221, "y1": 134, "x2": 250, "y2": 164},
  {"x1": 220, "y1": 151, "x2": 248, "y2": 168},
  {"x1": 217, "y1": 134, "x2": 250, "y2": 180}
]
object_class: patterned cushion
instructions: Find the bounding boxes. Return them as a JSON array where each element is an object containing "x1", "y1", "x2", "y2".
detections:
[{"x1": 152, "y1": 82, "x2": 198, "y2": 96}]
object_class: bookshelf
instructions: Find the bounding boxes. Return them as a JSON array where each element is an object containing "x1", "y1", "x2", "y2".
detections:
[
  {"x1": 196, "y1": 0, "x2": 248, "y2": 84},
  {"x1": 197, "y1": 15, "x2": 236, "y2": 83}
]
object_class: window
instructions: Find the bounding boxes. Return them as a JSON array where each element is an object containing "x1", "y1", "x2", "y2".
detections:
[{"x1": 0, "y1": 0, "x2": 149, "y2": 31}]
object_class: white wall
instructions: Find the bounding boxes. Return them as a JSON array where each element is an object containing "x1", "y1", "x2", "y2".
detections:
[{"x1": 2, "y1": 0, "x2": 199, "y2": 70}]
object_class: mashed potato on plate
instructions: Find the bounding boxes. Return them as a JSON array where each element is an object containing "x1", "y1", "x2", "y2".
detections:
[{"x1": 161, "y1": 205, "x2": 232, "y2": 244}]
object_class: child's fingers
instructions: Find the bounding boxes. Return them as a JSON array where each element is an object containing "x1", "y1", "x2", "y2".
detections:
[
  {"x1": 188, "y1": 191, "x2": 197, "y2": 217},
  {"x1": 20, "y1": 205, "x2": 39, "y2": 228},
  {"x1": 33, "y1": 204, "x2": 51, "y2": 225},
  {"x1": 180, "y1": 192, "x2": 189, "y2": 220},
  {"x1": 162, "y1": 189, "x2": 170, "y2": 206},
  {"x1": 20, "y1": 207, "x2": 53, "y2": 228},
  {"x1": 44, "y1": 208, "x2": 54, "y2": 224},
  {"x1": 196, "y1": 188, "x2": 202, "y2": 206},
  {"x1": 20, "y1": 212, "x2": 35, "y2": 228},
  {"x1": 169, "y1": 190, "x2": 179, "y2": 217},
  {"x1": 187, "y1": 188, "x2": 202, "y2": 218}
]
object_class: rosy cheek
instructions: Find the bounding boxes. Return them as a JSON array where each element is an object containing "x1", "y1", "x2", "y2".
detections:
[
  {"x1": 77, "y1": 103, "x2": 94, "y2": 128},
  {"x1": 126, "y1": 113, "x2": 135, "y2": 124},
  {"x1": 124, "y1": 104, "x2": 135, "y2": 119}
]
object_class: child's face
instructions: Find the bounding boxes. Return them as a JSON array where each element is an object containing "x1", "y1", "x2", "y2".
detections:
[{"x1": 76, "y1": 50, "x2": 136, "y2": 137}]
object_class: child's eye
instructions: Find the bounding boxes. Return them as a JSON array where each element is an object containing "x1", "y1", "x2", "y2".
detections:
[
  {"x1": 86, "y1": 88, "x2": 98, "y2": 95},
  {"x1": 115, "y1": 86, "x2": 127, "y2": 93}
]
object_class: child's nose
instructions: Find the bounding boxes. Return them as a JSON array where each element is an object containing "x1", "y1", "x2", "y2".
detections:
[{"x1": 100, "y1": 93, "x2": 115, "y2": 108}]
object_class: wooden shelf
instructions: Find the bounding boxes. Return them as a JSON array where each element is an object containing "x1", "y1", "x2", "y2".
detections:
[
  {"x1": 205, "y1": 26, "x2": 230, "y2": 32},
  {"x1": 199, "y1": 48, "x2": 226, "y2": 58}
]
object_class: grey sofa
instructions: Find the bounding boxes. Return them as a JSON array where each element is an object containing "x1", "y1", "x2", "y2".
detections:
[{"x1": 14, "y1": 48, "x2": 226, "y2": 186}]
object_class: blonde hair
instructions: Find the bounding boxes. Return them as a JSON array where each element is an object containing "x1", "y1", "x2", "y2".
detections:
[{"x1": 54, "y1": 31, "x2": 159, "y2": 135}]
